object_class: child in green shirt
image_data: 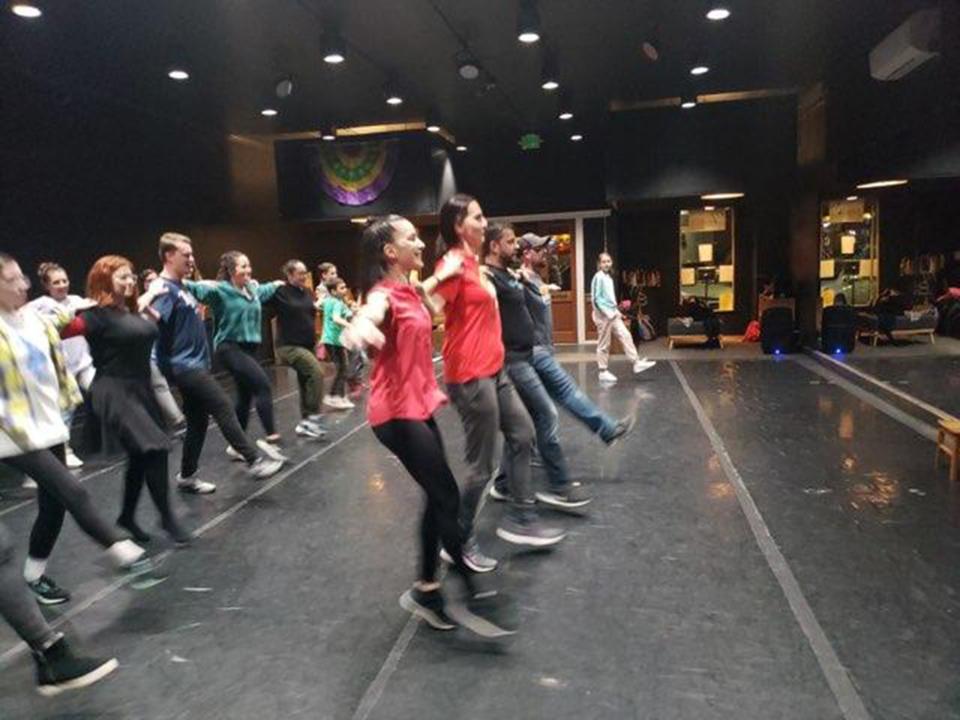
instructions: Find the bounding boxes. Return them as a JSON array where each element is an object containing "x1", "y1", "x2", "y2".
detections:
[{"x1": 322, "y1": 279, "x2": 353, "y2": 409}]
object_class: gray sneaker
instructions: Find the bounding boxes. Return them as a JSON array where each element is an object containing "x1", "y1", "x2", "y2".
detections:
[
  {"x1": 536, "y1": 481, "x2": 593, "y2": 510},
  {"x1": 496, "y1": 516, "x2": 566, "y2": 547},
  {"x1": 248, "y1": 456, "x2": 283, "y2": 479}
]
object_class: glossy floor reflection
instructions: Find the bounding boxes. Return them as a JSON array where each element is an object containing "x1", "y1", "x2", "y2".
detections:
[{"x1": 0, "y1": 357, "x2": 958, "y2": 719}]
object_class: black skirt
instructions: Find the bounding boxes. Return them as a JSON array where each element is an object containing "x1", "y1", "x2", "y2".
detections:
[{"x1": 89, "y1": 376, "x2": 171, "y2": 456}]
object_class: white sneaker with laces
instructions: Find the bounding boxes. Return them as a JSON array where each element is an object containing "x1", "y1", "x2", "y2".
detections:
[
  {"x1": 65, "y1": 449, "x2": 84, "y2": 469},
  {"x1": 633, "y1": 359, "x2": 657, "y2": 374},
  {"x1": 256, "y1": 438, "x2": 288, "y2": 462},
  {"x1": 598, "y1": 370, "x2": 618, "y2": 383},
  {"x1": 176, "y1": 474, "x2": 216, "y2": 494},
  {"x1": 225, "y1": 445, "x2": 244, "y2": 462}
]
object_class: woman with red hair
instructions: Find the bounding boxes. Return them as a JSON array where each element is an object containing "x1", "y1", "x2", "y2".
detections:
[{"x1": 63, "y1": 255, "x2": 189, "y2": 545}]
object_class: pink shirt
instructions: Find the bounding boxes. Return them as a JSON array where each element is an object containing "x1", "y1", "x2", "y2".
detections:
[{"x1": 367, "y1": 280, "x2": 447, "y2": 427}]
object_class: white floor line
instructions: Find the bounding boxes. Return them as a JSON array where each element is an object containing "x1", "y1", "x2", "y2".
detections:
[
  {"x1": 670, "y1": 360, "x2": 872, "y2": 720},
  {"x1": 0, "y1": 389, "x2": 299, "y2": 520},
  {"x1": 810, "y1": 350, "x2": 956, "y2": 422}
]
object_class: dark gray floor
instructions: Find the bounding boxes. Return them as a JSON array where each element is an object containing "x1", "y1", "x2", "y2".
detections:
[
  {"x1": 843, "y1": 355, "x2": 960, "y2": 419},
  {"x1": 0, "y1": 358, "x2": 958, "y2": 719}
]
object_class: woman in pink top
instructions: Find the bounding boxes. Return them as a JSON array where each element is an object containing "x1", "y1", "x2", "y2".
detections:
[{"x1": 343, "y1": 216, "x2": 512, "y2": 639}]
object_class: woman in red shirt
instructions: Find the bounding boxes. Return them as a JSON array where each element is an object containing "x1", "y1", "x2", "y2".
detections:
[
  {"x1": 425, "y1": 195, "x2": 564, "y2": 566},
  {"x1": 343, "y1": 215, "x2": 512, "y2": 638}
]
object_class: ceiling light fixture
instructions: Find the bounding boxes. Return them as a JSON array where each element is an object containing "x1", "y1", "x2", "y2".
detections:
[
  {"x1": 384, "y1": 81, "x2": 403, "y2": 106},
  {"x1": 559, "y1": 111, "x2": 574, "y2": 121},
  {"x1": 517, "y1": 0, "x2": 541, "y2": 44},
  {"x1": 458, "y1": 59, "x2": 481, "y2": 80},
  {"x1": 846, "y1": 195, "x2": 858, "y2": 201},
  {"x1": 570, "y1": 133, "x2": 583, "y2": 142},
  {"x1": 681, "y1": 98, "x2": 697, "y2": 109},
  {"x1": 321, "y1": 31, "x2": 346, "y2": 64},
  {"x1": 456, "y1": 145, "x2": 468, "y2": 152},
  {"x1": 321, "y1": 127, "x2": 336, "y2": 141},
  {"x1": 11, "y1": 4, "x2": 41, "y2": 18},
  {"x1": 701, "y1": 192, "x2": 744, "y2": 200},
  {"x1": 426, "y1": 124, "x2": 441, "y2": 133},
  {"x1": 706, "y1": 7, "x2": 731, "y2": 21},
  {"x1": 260, "y1": 108, "x2": 278, "y2": 117},
  {"x1": 275, "y1": 75, "x2": 294, "y2": 99},
  {"x1": 540, "y1": 52, "x2": 560, "y2": 91},
  {"x1": 690, "y1": 65, "x2": 710, "y2": 76},
  {"x1": 855, "y1": 179, "x2": 908, "y2": 189},
  {"x1": 704, "y1": 205, "x2": 716, "y2": 211},
  {"x1": 557, "y1": 90, "x2": 574, "y2": 120},
  {"x1": 167, "y1": 68, "x2": 190, "y2": 81}
]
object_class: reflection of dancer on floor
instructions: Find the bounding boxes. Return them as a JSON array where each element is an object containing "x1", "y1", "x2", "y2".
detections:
[
  {"x1": 590, "y1": 252, "x2": 655, "y2": 383},
  {"x1": 186, "y1": 251, "x2": 288, "y2": 460},
  {"x1": 27, "y1": 262, "x2": 95, "y2": 469},
  {"x1": 62, "y1": 256, "x2": 190, "y2": 545},
  {"x1": 150, "y1": 234, "x2": 284, "y2": 494},
  {"x1": 343, "y1": 215, "x2": 512, "y2": 637},
  {"x1": 482, "y1": 223, "x2": 590, "y2": 519},
  {"x1": 264, "y1": 260, "x2": 328, "y2": 439},
  {"x1": 0, "y1": 253, "x2": 163, "y2": 608},
  {"x1": 0, "y1": 518, "x2": 119, "y2": 696}
]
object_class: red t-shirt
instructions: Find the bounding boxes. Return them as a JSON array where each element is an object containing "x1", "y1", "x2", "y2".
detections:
[
  {"x1": 367, "y1": 280, "x2": 447, "y2": 427},
  {"x1": 434, "y1": 250, "x2": 504, "y2": 384}
]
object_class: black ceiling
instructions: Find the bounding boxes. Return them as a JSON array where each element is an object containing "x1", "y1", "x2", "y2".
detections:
[{"x1": 0, "y1": 0, "x2": 938, "y2": 146}]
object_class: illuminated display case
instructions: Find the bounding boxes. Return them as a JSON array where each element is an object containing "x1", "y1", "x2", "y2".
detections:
[
  {"x1": 819, "y1": 198, "x2": 879, "y2": 307},
  {"x1": 679, "y1": 207, "x2": 735, "y2": 312}
]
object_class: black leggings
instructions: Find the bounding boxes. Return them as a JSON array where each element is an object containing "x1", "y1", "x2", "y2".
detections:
[
  {"x1": 120, "y1": 451, "x2": 175, "y2": 528},
  {"x1": 4, "y1": 444, "x2": 121, "y2": 560},
  {"x1": 372, "y1": 418, "x2": 474, "y2": 592},
  {"x1": 216, "y1": 342, "x2": 276, "y2": 436},
  {"x1": 174, "y1": 368, "x2": 259, "y2": 478},
  {"x1": 326, "y1": 344, "x2": 348, "y2": 397}
]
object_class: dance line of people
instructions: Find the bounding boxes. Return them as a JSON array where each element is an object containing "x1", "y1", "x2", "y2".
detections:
[{"x1": 0, "y1": 196, "x2": 652, "y2": 694}]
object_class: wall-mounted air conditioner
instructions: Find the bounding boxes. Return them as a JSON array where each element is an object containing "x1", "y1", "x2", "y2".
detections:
[{"x1": 869, "y1": 8, "x2": 941, "y2": 81}]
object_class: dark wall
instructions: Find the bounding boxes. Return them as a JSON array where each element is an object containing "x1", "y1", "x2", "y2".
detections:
[{"x1": 605, "y1": 98, "x2": 798, "y2": 202}]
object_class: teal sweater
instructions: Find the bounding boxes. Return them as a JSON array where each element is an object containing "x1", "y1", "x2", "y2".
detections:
[{"x1": 186, "y1": 280, "x2": 281, "y2": 348}]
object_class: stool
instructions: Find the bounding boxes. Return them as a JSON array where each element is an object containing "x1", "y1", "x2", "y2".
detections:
[{"x1": 935, "y1": 419, "x2": 960, "y2": 482}]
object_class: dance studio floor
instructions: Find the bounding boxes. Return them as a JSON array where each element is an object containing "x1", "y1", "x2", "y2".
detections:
[{"x1": 1, "y1": 344, "x2": 959, "y2": 720}]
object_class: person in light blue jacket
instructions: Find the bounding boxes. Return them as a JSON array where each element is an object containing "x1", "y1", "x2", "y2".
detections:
[{"x1": 590, "y1": 252, "x2": 655, "y2": 383}]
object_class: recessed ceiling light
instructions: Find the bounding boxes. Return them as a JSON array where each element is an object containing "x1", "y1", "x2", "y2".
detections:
[
  {"x1": 704, "y1": 205, "x2": 716, "y2": 211},
  {"x1": 690, "y1": 65, "x2": 710, "y2": 76},
  {"x1": 855, "y1": 179, "x2": 908, "y2": 189},
  {"x1": 570, "y1": 133, "x2": 583, "y2": 142},
  {"x1": 681, "y1": 100, "x2": 697, "y2": 109},
  {"x1": 519, "y1": 31, "x2": 540, "y2": 43},
  {"x1": 517, "y1": 0, "x2": 541, "y2": 44},
  {"x1": 386, "y1": 95, "x2": 403, "y2": 106},
  {"x1": 324, "y1": 52, "x2": 345, "y2": 64},
  {"x1": 321, "y1": 30, "x2": 346, "y2": 64},
  {"x1": 846, "y1": 195, "x2": 858, "y2": 201},
  {"x1": 11, "y1": 4, "x2": 41, "y2": 18},
  {"x1": 261, "y1": 108, "x2": 278, "y2": 117},
  {"x1": 321, "y1": 130, "x2": 336, "y2": 141},
  {"x1": 456, "y1": 145, "x2": 468, "y2": 152},
  {"x1": 701, "y1": 192, "x2": 744, "y2": 200},
  {"x1": 558, "y1": 111, "x2": 574, "y2": 120},
  {"x1": 426, "y1": 124, "x2": 441, "y2": 133},
  {"x1": 167, "y1": 68, "x2": 190, "y2": 81},
  {"x1": 541, "y1": 80, "x2": 560, "y2": 91},
  {"x1": 706, "y1": 7, "x2": 731, "y2": 21}
]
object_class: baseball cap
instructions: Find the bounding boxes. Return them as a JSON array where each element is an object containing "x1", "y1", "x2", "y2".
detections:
[{"x1": 519, "y1": 232, "x2": 555, "y2": 251}]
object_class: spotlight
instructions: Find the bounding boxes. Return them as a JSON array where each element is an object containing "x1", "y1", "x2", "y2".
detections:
[
  {"x1": 540, "y1": 52, "x2": 560, "y2": 91},
  {"x1": 557, "y1": 91, "x2": 574, "y2": 120},
  {"x1": 456, "y1": 145, "x2": 468, "y2": 152},
  {"x1": 559, "y1": 111, "x2": 573, "y2": 120},
  {"x1": 846, "y1": 195, "x2": 859, "y2": 201},
  {"x1": 261, "y1": 108, "x2": 278, "y2": 117},
  {"x1": 426, "y1": 124, "x2": 441, "y2": 133},
  {"x1": 384, "y1": 82, "x2": 403, "y2": 106},
  {"x1": 570, "y1": 133, "x2": 583, "y2": 142},
  {"x1": 11, "y1": 4, "x2": 41, "y2": 18},
  {"x1": 681, "y1": 98, "x2": 697, "y2": 109},
  {"x1": 321, "y1": 127, "x2": 336, "y2": 141},
  {"x1": 690, "y1": 65, "x2": 710, "y2": 75},
  {"x1": 167, "y1": 67, "x2": 190, "y2": 81},
  {"x1": 321, "y1": 31, "x2": 346, "y2": 64},
  {"x1": 517, "y1": 0, "x2": 541, "y2": 44},
  {"x1": 706, "y1": 7, "x2": 731, "y2": 21}
]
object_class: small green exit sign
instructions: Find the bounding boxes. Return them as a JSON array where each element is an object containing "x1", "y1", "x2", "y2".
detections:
[{"x1": 519, "y1": 133, "x2": 542, "y2": 150}]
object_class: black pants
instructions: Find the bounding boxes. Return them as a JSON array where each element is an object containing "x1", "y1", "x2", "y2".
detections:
[
  {"x1": 326, "y1": 344, "x2": 348, "y2": 397},
  {"x1": 3, "y1": 444, "x2": 121, "y2": 560},
  {"x1": 215, "y1": 342, "x2": 277, "y2": 436},
  {"x1": 372, "y1": 418, "x2": 474, "y2": 591},
  {"x1": 120, "y1": 450, "x2": 175, "y2": 528},
  {"x1": 174, "y1": 368, "x2": 259, "y2": 478}
]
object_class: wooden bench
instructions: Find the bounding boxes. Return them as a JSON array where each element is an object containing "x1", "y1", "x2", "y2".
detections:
[{"x1": 935, "y1": 419, "x2": 960, "y2": 483}]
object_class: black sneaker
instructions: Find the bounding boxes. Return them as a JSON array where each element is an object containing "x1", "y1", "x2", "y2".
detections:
[
  {"x1": 536, "y1": 481, "x2": 593, "y2": 510},
  {"x1": 399, "y1": 588, "x2": 456, "y2": 630},
  {"x1": 28, "y1": 576, "x2": 71, "y2": 606},
  {"x1": 603, "y1": 415, "x2": 636, "y2": 446},
  {"x1": 496, "y1": 516, "x2": 566, "y2": 547},
  {"x1": 34, "y1": 637, "x2": 118, "y2": 697}
]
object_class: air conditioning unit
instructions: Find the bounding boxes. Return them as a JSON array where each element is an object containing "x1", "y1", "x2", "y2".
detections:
[{"x1": 869, "y1": 8, "x2": 941, "y2": 81}]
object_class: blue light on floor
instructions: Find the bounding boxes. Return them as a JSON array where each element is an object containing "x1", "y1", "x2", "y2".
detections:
[
  {"x1": 774, "y1": 349, "x2": 781, "y2": 355},
  {"x1": 834, "y1": 348, "x2": 843, "y2": 355}
]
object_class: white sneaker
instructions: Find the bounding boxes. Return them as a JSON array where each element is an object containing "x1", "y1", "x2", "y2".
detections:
[
  {"x1": 225, "y1": 445, "x2": 244, "y2": 462},
  {"x1": 598, "y1": 370, "x2": 618, "y2": 383},
  {"x1": 322, "y1": 395, "x2": 340, "y2": 408},
  {"x1": 248, "y1": 457, "x2": 283, "y2": 479},
  {"x1": 256, "y1": 438, "x2": 288, "y2": 463},
  {"x1": 176, "y1": 474, "x2": 217, "y2": 494},
  {"x1": 633, "y1": 359, "x2": 657, "y2": 374},
  {"x1": 337, "y1": 396, "x2": 355, "y2": 409},
  {"x1": 65, "y1": 449, "x2": 83, "y2": 469},
  {"x1": 21, "y1": 477, "x2": 38, "y2": 490},
  {"x1": 295, "y1": 420, "x2": 327, "y2": 439}
]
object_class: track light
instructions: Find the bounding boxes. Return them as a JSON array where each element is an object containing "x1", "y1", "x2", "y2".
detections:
[{"x1": 517, "y1": 0, "x2": 541, "y2": 43}]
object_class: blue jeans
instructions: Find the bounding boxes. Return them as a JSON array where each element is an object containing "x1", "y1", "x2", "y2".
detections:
[
  {"x1": 531, "y1": 345, "x2": 618, "y2": 441},
  {"x1": 505, "y1": 358, "x2": 568, "y2": 491}
]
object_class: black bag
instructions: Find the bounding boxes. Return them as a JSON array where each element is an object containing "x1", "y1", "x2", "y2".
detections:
[
  {"x1": 761, "y1": 307, "x2": 794, "y2": 354},
  {"x1": 821, "y1": 305, "x2": 856, "y2": 353}
]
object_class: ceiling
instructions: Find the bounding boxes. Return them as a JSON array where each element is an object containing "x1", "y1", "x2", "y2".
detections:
[{"x1": 0, "y1": 0, "x2": 936, "y2": 147}]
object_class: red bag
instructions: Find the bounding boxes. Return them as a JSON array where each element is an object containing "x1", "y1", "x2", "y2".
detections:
[{"x1": 743, "y1": 320, "x2": 761, "y2": 342}]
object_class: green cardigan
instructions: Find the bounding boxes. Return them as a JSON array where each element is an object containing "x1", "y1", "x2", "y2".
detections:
[{"x1": 186, "y1": 280, "x2": 281, "y2": 348}]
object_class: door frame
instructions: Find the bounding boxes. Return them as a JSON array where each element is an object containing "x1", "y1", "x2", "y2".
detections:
[{"x1": 488, "y1": 209, "x2": 611, "y2": 344}]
